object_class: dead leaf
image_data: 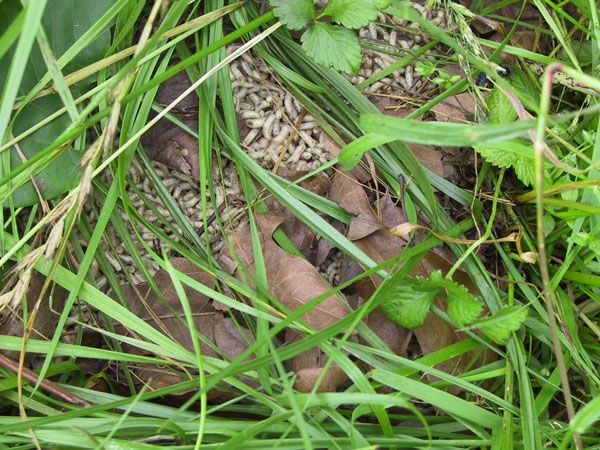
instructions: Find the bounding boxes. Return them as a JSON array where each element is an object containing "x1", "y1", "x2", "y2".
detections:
[
  {"x1": 141, "y1": 72, "x2": 199, "y2": 177},
  {"x1": 276, "y1": 167, "x2": 331, "y2": 196},
  {"x1": 122, "y1": 257, "x2": 219, "y2": 357},
  {"x1": 413, "y1": 251, "x2": 495, "y2": 384},
  {"x1": 0, "y1": 272, "x2": 67, "y2": 362},
  {"x1": 373, "y1": 98, "x2": 416, "y2": 118},
  {"x1": 329, "y1": 172, "x2": 492, "y2": 381},
  {"x1": 330, "y1": 172, "x2": 406, "y2": 270},
  {"x1": 348, "y1": 295, "x2": 411, "y2": 357},
  {"x1": 120, "y1": 257, "x2": 254, "y2": 398},
  {"x1": 225, "y1": 212, "x2": 348, "y2": 330},
  {"x1": 408, "y1": 144, "x2": 445, "y2": 178},
  {"x1": 286, "y1": 330, "x2": 349, "y2": 392},
  {"x1": 431, "y1": 92, "x2": 477, "y2": 124}
]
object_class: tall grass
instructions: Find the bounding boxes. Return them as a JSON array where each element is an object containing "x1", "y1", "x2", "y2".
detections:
[{"x1": 0, "y1": 0, "x2": 599, "y2": 449}]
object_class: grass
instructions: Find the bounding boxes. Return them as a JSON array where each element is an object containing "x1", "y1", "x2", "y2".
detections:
[{"x1": 0, "y1": 0, "x2": 599, "y2": 449}]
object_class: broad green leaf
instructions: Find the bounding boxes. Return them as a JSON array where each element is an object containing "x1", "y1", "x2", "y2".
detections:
[
  {"x1": 322, "y1": 0, "x2": 390, "y2": 29},
  {"x1": 270, "y1": 0, "x2": 314, "y2": 31},
  {"x1": 0, "y1": 0, "x2": 113, "y2": 207},
  {"x1": 301, "y1": 22, "x2": 361, "y2": 74},
  {"x1": 474, "y1": 140, "x2": 535, "y2": 186},
  {"x1": 474, "y1": 88, "x2": 536, "y2": 186},
  {"x1": 475, "y1": 306, "x2": 528, "y2": 344},
  {"x1": 506, "y1": 65, "x2": 539, "y2": 109},
  {"x1": 9, "y1": 95, "x2": 83, "y2": 206},
  {"x1": 487, "y1": 88, "x2": 517, "y2": 124},
  {"x1": 379, "y1": 274, "x2": 438, "y2": 329},
  {"x1": 444, "y1": 279, "x2": 483, "y2": 325}
]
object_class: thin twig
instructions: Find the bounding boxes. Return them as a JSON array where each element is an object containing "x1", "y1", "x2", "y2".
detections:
[{"x1": 0, "y1": 353, "x2": 88, "y2": 406}]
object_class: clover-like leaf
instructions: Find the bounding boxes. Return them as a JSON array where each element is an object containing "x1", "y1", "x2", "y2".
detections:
[
  {"x1": 379, "y1": 275, "x2": 439, "y2": 329},
  {"x1": 270, "y1": 0, "x2": 314, "y2": 31},
  {"x1": 322, "y1": 0, "x2": 390, "y2": 29},
  {"x1": 475, "y1": 306, "x2": 528, "y2": 344},
  {"x1": 301, "y1": 22, "x2": 362, "y2": 74}
]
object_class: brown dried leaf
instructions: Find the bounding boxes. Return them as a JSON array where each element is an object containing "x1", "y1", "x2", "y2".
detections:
[
  {"x1": 123, "y1": 257, "x2": 219, "y2": 357},
  {"x1": 294, "y1": 366, "x2": 348, "y2": 393},
  {"x1": 330, "y1": 172, "x2": 405, "y2": 271},
  {"x1": 367, "y1": 307, "x2": 411, "y2": 356},
  {"x1": 408, "y1": 144, "x2": 445, "y2": 178},
  {"x1": 0, "y1": 272, "x2": 67, "y2": 343},
  {"x1": 226, "y1": 213, "x2": 348, "y2": 330},
  {"x1": 276, "y1": 167, "x2": 331, "y2": 196},
  {"x1": 286, "y1": 330, "x2": 349, "y2": 392},
  {"x1": 141, "y1": 72, "x2": 199, "y2": 177},
  {"x1": 431, "y1": 92, "x2": 476, "y2": 124},
  {"x1": 330, "y1": 173, "x2": 491, "y2": 379},
  {"x1": 348, "y1": 296, "x2": 411, "y2": 357},
  {"x1": 121, "y1": 257, "x2": 254, "y2": 397}
]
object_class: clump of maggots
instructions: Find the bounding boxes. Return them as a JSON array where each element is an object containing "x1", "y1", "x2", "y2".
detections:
[
  {"x1": 229, "y1": 46, "x2": 333, "y2": 173},
  {"x1": 348, "y1": 8, "x2": 446, "y2": 95}
]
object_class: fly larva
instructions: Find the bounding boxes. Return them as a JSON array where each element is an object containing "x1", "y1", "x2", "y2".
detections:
[
  {"x1": 163, "y1": 177, "x2": 177, "y2": 188},
  {"x1": 370, "y1": 81, "x2": 384, "y2": 92},
  {"x1": 182, "y1": 190, "x2": 196, "y2": 203},
  {"x1": 241, "y1": 110, "x2": 262, "y2": 120},
  {"x1": 288, "y1": 142, "x2": 306, "y2": 163},
  {"x1": 368, "y1": 22, "x2": 377, "y2": 38},
  {"x1": 301, "y1": 151, "x2": 313, "y2": 161},
  {"x1": 293, "y1": 98, "x2": 302, "y2": 113},
  {"x1": 240, "y1": 50, "x2": 254, "y2": 65},
  {"x1": 262, "y1": 114, "x2": 275, "y2": 139},
  {"x1": 271, "y1": 120, "x2": 281, "y2": 137},
  {"x1": 257, "y1": 136, "x2": 271, "y2": 149},
  {"x1": 284, "y1": 93, "x2": 296, "y2": 118},
  {"x1": 242, "y1": 128, "x2": 260, "y2": 146},
  {"x1": 405, "y1": 65, "x2": 414, "y2": 89},
  {"x1": 273, "y1": 124, "x2": 290, "y2": 142},
  {"x1": 107, "y1": 254, "x2": 122, "y2": 272},
  {"x1": 299, "y1": 122, "x2": 316, "y2": 131},
  {"x1": 239, "y1": 101, "x2": 253, "y2": 111},
  {"x1": 389, "y1": 30, "x2": 397, "y2": 46},
  {"x1": 247, "y1": 92, "x2": 259, "y2": 104},
  {"x1": 246, "y1": 118, "x2": 265, "y2": 129},
  {"x1": 230, "y1": 64, "x2": 244, "y2": 81},
  {"x1": 255, "y1": 100, "x2": 271, "y2": 111},
  {"x1": 299, "y1": 130, "x2": 316, "y2": 148},
  {"x1": 240, "y1": 61, "x2": 260, "y2": 79},
  {"x1": 172, "y1": 185, "x2": 182, "y2": 200}
]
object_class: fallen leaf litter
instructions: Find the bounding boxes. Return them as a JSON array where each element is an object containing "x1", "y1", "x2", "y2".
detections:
[{"x1": 75, "y1": 9, "x2": 479, "y2": 395}]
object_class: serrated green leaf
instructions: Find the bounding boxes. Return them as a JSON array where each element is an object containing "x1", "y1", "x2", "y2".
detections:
[
  {"x1": 487, "y1": 88, "x2": 517, "y2": 124},
  {"x1": 322, "y1": 0, "x2": 389, "y2": 29},
  {"x1": 301, "y1": 22, "x2": 361, "y2": 74},
  {"x1": 270, "y1": 0, "x2": 314, "y2": 31},
  {"x1": 379, "y1": 275, "x2": 438, "y2": 329},
  {"x1": 445, "y1": 282, "x2": 483, "y2": 325},
  {"x1": 474, "y1": 140, "x2": 535, "y2": 186},
  {"x1": 476, "y1": 306, "x2": 528, "y2": 344}
]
